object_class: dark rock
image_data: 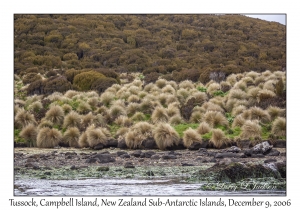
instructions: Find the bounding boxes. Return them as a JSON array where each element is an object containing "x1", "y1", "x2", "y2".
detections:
[
  {"x1": 117, "y1": 139, "x2": 127, "y2": 149},
  {"x1": 131, "y1": 150, "x2": 142, "y2": 157},
  {"x1": 93, "y1": 154, "x2": 116, "y2": 163},
  {"x1": 251, "y1": 154, "x2": 265, "y2": 158},
  {"x1": 51, "y1": 151, "x2": 57, "y2": 155},
  {"x1": 65, "y1": 155, "x2": 72, "y2": 159},
  {"x1": 44, "y1": 172, "x2": 51, "y2": 175},
  {"x1": 280, "y1": 152, "x2": 286, "y2": 156},
  {"x1": 117, "y1": 151, "x2": 128, "y2": 156},
  {"x1": 65, "y1": 152, "x2": 77, "y2": 156},
  {"x1": 141, "y1": 151, "x2": 156, "y2": 158},
  {"x1": 195, "y1": 157, "x2": 202, "y2": 161},
  {"x1": 226, "y1": 146, "x2": 241, "y2": 153},
  {"x1": 97, "y1": 166, "x2": 109, "y2": 171},
  {"x1": 236, "y1": 139, "x2": 251, "y2": 149},
  {"x1": 161, "y1": 154, "x2": 177, "y2": 160},
  {"x1": 273, "y1": 140, "x2": 286, "y2": 148},
  {"x1": 138, "y1": 159, "x2": 144, "y2": 162},
  {"x1": 99, "y1": 151, "x2": 110, "y2": 155},
  {"x1": 243, "y1": 149, "x2": 252, "y2": 157},
  {"x1": 33, "y1": 165, "x2": 40, "y2": 170},
  {"x1": 209, "y1": 158, "x2": 217, "y2": 163},
  {"x1": 188, "y1": 142, "x2": 202, "y2": 150},
  {"x1": 198, "y1": 148, "x2": 208, "y2": 153},
  {"x1": 59, "y1": 142, "x2": 69, "y2": 147},
  {"x1": 26, "y1": 158, "x2": 35, "y2": 163},
  {"x1": 25, "y1": 162, "x2": 38, "y2": 168},
  {"x1": 93, "y1": 143, "x2": 104, "y2": 150},
  {"x1": 43, "y1": 166, "x2": 52, "y2": 170},
  {"x1": 115, "y1": 168, "x2": 123, "y2": 172},
  {"x1": 141, "y1": 138, "x2": 158, "y2": 149},
  {"x1": 252, "y1": 141, "x2": 273, "y2": 155},
  {"x1": 275, "y1": 162, "x2": 286, "y2": 178},
  {"x1": 14, "y1": 167, "x2": 20, "y2": 171},
  {"x1": 218, "y1": 158, "x2": 233, "y2": 166},
  {"x1": 151, "y1": 155, "x2": 160, "y2": 160},
  {"x1": 70, "y1": 165, "x2": 77, "y2": 170},
  {"x1": 85, "y1": 158, "x2": 97, "y2": 163},
  {"x1": 264, "y1": 159, "x2": 277, "y2": 164},
  {"x1": 106, "y1": 139, "x2": 118, "y2": 148},
  {"x1": 28, "y1": 154, "x2": 40, "y2": 159},
  {"x1": 181, "y1": 163, "x2": 195, "y2": 166},
  {"x1": 215, "y1": 152, "x2": 244, "y2": 159},
  {"x1": 266, "y1": 149, "x2": 280, "y2": 156},
  {"x1": 120, "y1": 154, "x2": 130, "y2": 158},
  {"x1": 124, "y1": 162, "x2": 135, "y2": 168},
  {"x1": 14, "y1": 142, "x2": 27, "y2": 147},
  {"x1": 166, "y1": 140, "x2": 186, "y2": 150},
  {"x1": 146, "y1": 171, "x2": 155, "y2": 176}
]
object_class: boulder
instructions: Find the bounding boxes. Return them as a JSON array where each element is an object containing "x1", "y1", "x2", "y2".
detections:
[
  {"x1": 124, "y1": 162, "x2": 135, "y2": 168},
  {"x1": 141, "y1": 138, "x2": 158, "y2": 149},
  {"x1": 266, "y1": 149, "x2": 280, "y2": 156},
  {"x1": 116, "y1": 151, "x2": 128, "y2": 156},
  {"x1": 252, "y1": 141, "x2": 273, "y2": 155},
  {"x1": 215, "y1": 152, "x2": 244, "y2": 159},
  {"x1": 226, "y1": 146, "x2": 241, "y2": 153},
  {"x1": 105, "y1": 139, "x2": 118, "y2": 148},
  {"x1": 161, "y1": 154, "x2": 177, "y2": 160},
  {"x1": 117, "y1": 139, "x2": 127, "y2": 149},
  {"x1": 92, "y1": 153, "x2": 116, "y2": 163},
  {"x1": 131, "y1": 150, "x2": 142, "y2": 157}
]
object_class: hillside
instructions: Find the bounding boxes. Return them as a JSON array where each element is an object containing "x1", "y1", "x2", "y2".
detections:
[{"x1": 14, "y1": 14, "x2": 286, "y2": 82}]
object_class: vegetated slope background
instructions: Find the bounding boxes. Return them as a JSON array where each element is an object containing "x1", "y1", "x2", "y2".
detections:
[{"x1": 14, "y1": 14, "x2": 286, "y2": 86}]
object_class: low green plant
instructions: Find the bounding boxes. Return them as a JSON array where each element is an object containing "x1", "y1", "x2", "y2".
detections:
[
  {"x1": 197, "y1": 86, "x2": 207, "y2": 92},
  {"x1": 173, "y1": 123, "x2": 199, "y2": 138}
]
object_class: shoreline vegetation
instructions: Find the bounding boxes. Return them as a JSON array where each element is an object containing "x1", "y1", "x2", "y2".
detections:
[{"x1": 14, "y1": 14, "x2": 286, "y2": 194}]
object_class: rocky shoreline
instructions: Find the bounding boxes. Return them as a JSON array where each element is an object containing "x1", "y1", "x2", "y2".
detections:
[{"x1": 14, "y1": 141, "x2": 286, "y2": 192}]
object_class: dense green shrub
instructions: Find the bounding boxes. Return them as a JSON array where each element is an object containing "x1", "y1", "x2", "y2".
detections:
[
  {"x1": 73, "y1": 71, "x2": 105, "y2": 91},
  {"x1": 91, "y1": 77, "x2": 118, "y2": 93},
  {"x1": 22, "y1": 73, "x2": 42, "y2": 85},
  {"x1": 144, "y1": 72, "x2": 160, "y2": 84},
  {"x1": 43, "y1": 76, "x2": 72, "y2": 94},
  {"x1": 27, "y1": 79, "x2": 44, "y2": 95}
]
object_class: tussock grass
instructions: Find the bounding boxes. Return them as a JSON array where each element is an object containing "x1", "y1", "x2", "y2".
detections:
[
  {"x1": 15, "y1": 108, "x2": 37, "y2": 128},
  {"x1": 131, "y1": 112, "x2": 146, "y2": 122},
  {"x1": 271, "y1": 117, "x2": 286, "y2": 137},
  {"x1": 267, "y1": 106, "x2": 285, "y2": 120},
  {"x1": 232, "y1": 114, "x2": 246, "y2": 128},
  {"x1": 179, "y1": 80, "x2": 194, "y2": 90},
  {"x1": 203, "y1": 111, "x2": 228, "y2": 128},
  {"x1": 125, "y1": 122, "x2": 153, "y2": 149},
  {"x1": 240, "y1": 120, "x2": 261, "y2": 139},
  {"x1": 78, "y1": 132, "x2": 89, "y2": 148},
  {"x1": 109, "y1": 104, "x2": 127, "y2": 120},
  {"x1": 86, "y1": 126, "x2": 107, "y2": 147},
  {"x1": 63, "y1": 127, "x2": 80, "y2": 147},
  {"x1": 154, "y1": 123, "x2": 180, "y2": 150},
  {"x1": 183, "y1": 128, "x2": 202, "y2": 148},
  {"x1": 151, "y1": 106, "x2": 169, "y2": 123},
  {"x1": 62, "y1": 104, "x2": 73, "y2": 114},
  {"x1": 197, "y1": 122, "x2": 211, "y2": 135},
  {"x1": 169, "y1": 114, "x2": 184, "y2": 125},
  {"x1": 115, "y1": 115, "x2": 133, "y2": 127},
  {"x1": 249, "y1": 106, "x2": 271, "y2": 123},
  {"x1": 63, "y1": 111, "x2": 81, "y2": 128},
  {"x1": 37, "y1": 127, "x2": 62, "y2": 148},
  {"x1": 210, "y1": 128, "x2": 230, "y2": 149},
  {"x1": 190, "y1": 111, "x2": 202, "y2": 123},
  {"x1": 20, "y1": 123, "x2": 37, "y2": 147},
  {"x1": 100, "y1": 92, "x2": 114, "y2": 107}
]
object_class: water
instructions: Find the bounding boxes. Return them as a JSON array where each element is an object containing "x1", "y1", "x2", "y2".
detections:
[{"x1": 14, "y1": 178, "x2": 286, "y2": 196}]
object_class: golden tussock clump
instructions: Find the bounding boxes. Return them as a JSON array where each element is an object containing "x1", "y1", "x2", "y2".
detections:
[
  {"x1": 153, "y1": 123, "x2": 180, "y2": 150},
  {"x1": 207, "y1": 82, "x2": 221, "y2": 95},
  {"x1": 271, "y1": 117, "x2": 286, "y2": 137},
  {"x1": 64, "y1": 90, "x2": 79, "y2": 99},
  {"x1": 61, "y1": 104, "x2": 73, "y2": 114},
  {"x1": 189, "y1": 111, "x2": 202, "y2": 123},
  {"x1": 179, "y1": 80, "x2": 194, "y2": 90},
  {"x1": 27, "y1": 101, "x2": 43, "y2": 112},
  {"x1": 162, "y1": 84, "x2": 176, "y2": 94},
  {"x1": 210, "y1": 128, "x2": 230, "y2": 149},
  {"x1": 187, "y1": 92, "x2": 208, "y2": 106},
  {"x1": 115, "y1": 115, "x2": 133, "y2": 127},
  {"x1": 87, "y1": 97, "x2": 99, "y2": 107},
  {"x1": 183, "y1": 128, "x2": 202, "y2": 148},
  {"x1": 86, "y1": 126, "x2": 108, "y2": 148},
  {"x1": 166, "y1": 103, "x2": 181, "y2": 117},
  {"x1": 267, "y1": 106, "x2": 285, "y2": 120},
  {"x1": 100, "y1": 92, "x2": 114, "y2": 107},
  {"x1": 63, "y1": 111, "x2": 81, "y2": 129},
  {"x1": 115, "y1": 127, "x2": 129, "y2": 139},
  {"x1": 156, "y1": 79, "x2": 168, "y2": 89},
  {"x1": 232, "y1": 114, "x2": 246, "y2": 128},
  {"x1": 257, "y1": 89, "x2": 276, "y2": 102},
  {"x1": 109, "y1": 104, "x2": 127, "y2": 120},
  {"x1": 125, "y1": 122, "x2": 154, "y2": 149},
  {"x1": 226, "y1": 74, "x2": 238, "y2": 86},
  {"x1": 228, "y1": 89, "x2": 247, "y2": 100},
  {"x1": 151, "y1": 106, "x2": 169, "y2": 123},
  {"x1": 240, "y1": 120, "x2": 261, "y2": 139},
  {"x1": 202, "y1": 102, "x2": 224, "y2": 113},
  {"x1": 168, "y1": 114, "x2": 184, "y2": 125},
  {"x1": 20, "y1": 123, "x2": 37, "y2": 147},
  {"x1": 127, "y1": 102, "x2": 141, "y2": 116},
  {"x1": 128, "y1": 95, "x2": 140, "y2": 103},
  {"x1": 144, "y1": 83, "x2": 155, "y2": 92},
  {"x1": 37, "y1": 127, "x2": 62, "y2": 148},
  {"x1": 197, "y1": 122, "x2": 211, "y2": 135},
  {"x1": 177, "y1": 88, "x2": 190, "y2": 104},
  {"x1": 15, "y1": 108, "x2": 37, "y2": 128},
  {"x1": 76, "y1": 101, "x2": 92, "y2": 114},
  {"x1": 232, "y1": 105, "x2": 247, "y2": 117},
  {"x1": 130, "y1": 112, "x2": 146, "y2": 122},
  {"x1": 249, "y1": 106, "x2": 271, "y2": 123},
  {"x1": 78, "y1": 132, "x2": 89, "y2": 148},
  {"x1": 203, "y1": 111, "x2": 228, "y2": 128},
  {"x1": 63, "y1": 127, "x2": 80, "y2": 147}
]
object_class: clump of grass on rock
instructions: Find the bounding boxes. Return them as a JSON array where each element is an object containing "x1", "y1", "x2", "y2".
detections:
[
  {"x1": 20, "y1": 123, "x2": 37, "y2": 147},
  {"x1": 63, "y1": 127, "x2": 80, "y2": 147},
  {"x1": 271, "y1": 117, "x2": 286, "y2": 138},
  {"x1": 183, "y1": 128, "x2": 202, "y2": 148},
  {"x1": 153, "y1": 123, "x2": 180, "y2": 150},
  {"x1": 210, "y1": 128, "x2": 230, "y2": 149},
  {"x1": 45, "y1": 105, "x2": 64, "y2": 125},
  {"x1": 37, "y1": 127, "x2": 62, "y2": 148}
]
